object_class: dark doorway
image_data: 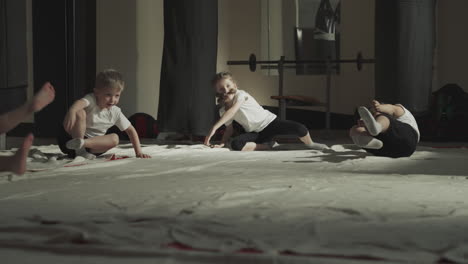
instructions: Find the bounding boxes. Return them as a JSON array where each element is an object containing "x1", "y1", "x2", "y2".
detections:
[{"x1": 32, "y1": 0, "x2": 96, "y2": 137}]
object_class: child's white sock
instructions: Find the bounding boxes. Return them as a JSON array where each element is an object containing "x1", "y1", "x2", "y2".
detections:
[
  {"x1": 306, "y1": 142, "x2": 329, "y2": 150},
  {"x1": 351, "y1": 135, "x2": 383, "y2": 149},
  {"x1": 66, "y1": 138, "x2": 95, "y2": 160},
  {"x1": 358, "y1": 106, "x2": 382, "y2": 136},
  {"x1": 66, "y1": 138, "x2": 84, "y2": 150},
  {"x1": 75, "y1": 148, "x2": 96, "y2": 160}
]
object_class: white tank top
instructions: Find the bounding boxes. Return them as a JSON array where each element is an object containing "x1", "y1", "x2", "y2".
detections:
[{"x1": 396, "y1": 105, "x2": 420, "y2": 142}]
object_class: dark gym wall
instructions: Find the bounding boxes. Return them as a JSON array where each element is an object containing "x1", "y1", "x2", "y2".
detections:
[
  {"x1": 375, "y1": 0, "x2": 435, "y2": 114},
  {"x1": 0, "y1": 0, "x2": 27, "y2": 114},
  {"x1": 158, "y1": 0, "x2": 218, "y2": 136},
  {"x1": 32, "y1": 0, "x2": 95, "y2": 137}
]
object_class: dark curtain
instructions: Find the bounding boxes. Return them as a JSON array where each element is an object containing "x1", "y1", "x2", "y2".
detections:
[
  {"x1": 32, "y1": 0, "x2": 96, "y2": 137},
  {"x1": 0, "y1": 0, "x2": 27, "y2": 114},
  {"x1": 158, "y1": 0, "x2": 218, "y2": 136},
  {"x1": 375, "y1": 0, "x2": 435, "y2": 114}
]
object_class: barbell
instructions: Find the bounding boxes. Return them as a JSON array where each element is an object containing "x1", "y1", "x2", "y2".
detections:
[{"x1": 227, "y1": 52, "x2": 375, "y2": 72}]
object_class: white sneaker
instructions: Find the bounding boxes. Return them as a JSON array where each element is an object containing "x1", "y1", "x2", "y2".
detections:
[
  {"x1": 351, "y1": 135, "x2": 383, "y2": 149},
  {"x1": 358, "y1": 106, "x2": 382, "y2": 136}
]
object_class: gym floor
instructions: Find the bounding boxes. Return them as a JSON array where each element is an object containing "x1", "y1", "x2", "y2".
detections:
[{"x1": 1, "y1": 130, "x2": 468, "y2": 263}]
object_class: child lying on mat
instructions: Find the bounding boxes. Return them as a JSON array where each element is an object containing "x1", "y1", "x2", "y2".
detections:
[
  {"x1": 0, "y1": 82, "x2": 55, "y2": 174},
  {"x1": 58, "y1": 69, "x2": 151, "y2": 159},
  {"x1": 349, "y1": 100, "x2": 420, "y2": 158},
  {"x1": 204, "y1": 71, "x2": 328, "y2": 151}
]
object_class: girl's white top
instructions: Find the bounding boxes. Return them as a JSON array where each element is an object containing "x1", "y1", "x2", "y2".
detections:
[
  {"x1": 219, "y1": 90, "x2": 276, "y2": 132},
  {"x1": 82, "y1": 93, "x2": 131, "y2": 138},
  {"x1": 396, "y1": 104, "x2": 420, "y2": 142}
]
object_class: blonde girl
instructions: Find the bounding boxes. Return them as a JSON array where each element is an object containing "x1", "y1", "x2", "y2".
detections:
[{"x1": 204, "y1": 71, "x2": 328, "y2": 151}]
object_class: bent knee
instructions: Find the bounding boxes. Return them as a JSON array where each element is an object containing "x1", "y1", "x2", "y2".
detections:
[
  {"x1": 110, "y1": 133, "x2": 120, "y2": 146},
  {"x1": 349, "y1": 125, "x2": 358, "y2": 137},
  {"x1": 230, "y1": 140, "x2": 245, "y2": 151},
  {"x1": 76, "y1": 109, "x2": 87, "y2": 120},
  {"x1": 349, "y1": 125, "x2": 367, "y2": 137},
  {"x1": 296, "y1": 124, "x2": 308, "y2": 137}
]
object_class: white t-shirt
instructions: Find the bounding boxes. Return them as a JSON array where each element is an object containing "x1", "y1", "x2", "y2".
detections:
[
  {"x1": 219, "y1": 90, "x2": 276, "y2": 132},
  {"x1": 396, "y1": 104, "x2": 420, "y2": 142},
  {"x1": 82, "y1": 94, "x2": 131, "y2": 138}
]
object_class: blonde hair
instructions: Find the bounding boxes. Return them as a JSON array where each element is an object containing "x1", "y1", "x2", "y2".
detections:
[
  {"x1": 95, "y1": 69, "x2": 125, "y2": 91},
  {"x1": 212, "y1": 71, "x2": 238, "y2": 106}
]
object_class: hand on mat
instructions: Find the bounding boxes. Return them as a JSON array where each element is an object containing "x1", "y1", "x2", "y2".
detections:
[
  {"x1": 136, "y1": 152, "x2": 151, "y2": 158},
  {"x1": 204, "y1": 131, "x2": 215, "y2": 147},
  {"x1": 210, "y1": 143, "x2": 225, "y2": 148}
]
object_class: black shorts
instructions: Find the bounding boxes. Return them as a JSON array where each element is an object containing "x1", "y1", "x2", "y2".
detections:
[
  {"x1": 364, "y1": 113, "x2": 418, "y2": 158},
  {"x1": 57, "y1": 126, "x2": 103, "y2": 158},
  {"x1": 230, "y1": 118, "x2": 308, "y2": 151}
]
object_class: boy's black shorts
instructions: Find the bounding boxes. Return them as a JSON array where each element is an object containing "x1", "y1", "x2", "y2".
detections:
[{"x1": 364, "y1": 113, "x2": 418, "y2": 158}]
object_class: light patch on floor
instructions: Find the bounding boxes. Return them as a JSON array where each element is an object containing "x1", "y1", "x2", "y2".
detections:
[{"x1": 1, "y1": 141, "x2": 468, "y2": 263}]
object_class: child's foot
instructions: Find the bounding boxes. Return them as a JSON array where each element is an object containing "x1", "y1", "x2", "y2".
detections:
[
  {"x1": 66, "y1": 138, "x2": 85, "y2": 150},
  {"x1": 351, "y1": 134, "x2": 383, "y2": 149},
  {"x1": 66, "y1": 139, "x2": 95, "y2": 159},
  {"x1": 267, "y1": 141, "x2": 280, "y2": 149},
  {"x1": 306, "y1": 142, "x2": 329, "y2": 150},
  {"x1": 30, "y1": 82, "x2": 55, "y2": 112},
  {"x1": 371, "y1": 100, "x2": 393, "y2": 114},
  {"x1": 358, "y1": 106, "x2": 382, "y2": 136},
  {"x1": 11, "y1": 133, "x2": 34, "y2": 175},
  {"x1": 75, "y1": 148, "x2": 96, "y2": 160}
]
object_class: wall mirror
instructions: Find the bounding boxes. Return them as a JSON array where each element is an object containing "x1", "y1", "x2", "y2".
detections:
[{"x1": 261, "y1": 0, "x2": 341, "y2": 75}]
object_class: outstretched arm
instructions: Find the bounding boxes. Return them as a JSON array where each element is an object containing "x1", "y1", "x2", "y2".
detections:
[
  {"x1": 204, "y1": 100, "x2": 244, "y2": 146},
  {"x1": 125, "y1": 125, "x2": 151, "y2": 158},
  {"x1": 371, "y1": 100, "x2": 405, "y2": 118}
]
